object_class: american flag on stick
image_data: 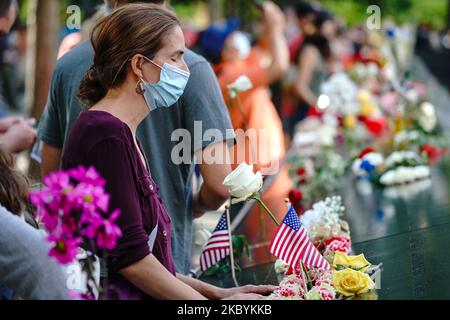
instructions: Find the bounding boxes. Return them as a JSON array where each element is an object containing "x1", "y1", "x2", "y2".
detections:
[
  {"x1": 270, "y1": 205, "x2": 330, "y2": 270},
  {"x1": 200, "y1": 212, "x2": 231, "y2": 272}
]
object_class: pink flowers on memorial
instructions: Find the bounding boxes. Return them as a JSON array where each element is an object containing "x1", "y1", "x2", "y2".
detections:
[
  {"x1": 30, "y1": 166, "x2": 122, "y2": 265},
  {"x1": 325, "y1": 237, "x2": 352, "y2": 254},
  {"x1": 47, "y1": 235, "x2": 82, "y2": 265}
]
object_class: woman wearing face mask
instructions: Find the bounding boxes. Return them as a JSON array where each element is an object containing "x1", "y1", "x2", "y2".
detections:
[{"x1": 62, "y1": 4, "x2": 274, "y2": 300}]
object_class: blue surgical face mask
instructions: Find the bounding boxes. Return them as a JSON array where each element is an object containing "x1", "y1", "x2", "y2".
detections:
[{"x1": 140, "y1": 56, "x2": 190, "y2": 111}]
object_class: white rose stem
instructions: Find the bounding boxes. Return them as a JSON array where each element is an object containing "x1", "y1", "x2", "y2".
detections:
[
  {"x1": 285, "y1": 198, "x2": 309, "y2": 292},
  {"x1": 225, "y1": 203, "x2": 239, "y2": 287}
]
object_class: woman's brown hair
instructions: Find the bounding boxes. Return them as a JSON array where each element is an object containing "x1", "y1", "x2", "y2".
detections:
[
  {"x1": 0, "y1": 148, "x2": 32, "y2": 216},
  {"x1": 78, "y1": 3, "x2": 180, "y2": 107}
]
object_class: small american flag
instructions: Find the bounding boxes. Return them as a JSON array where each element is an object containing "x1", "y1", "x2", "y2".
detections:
[
  {"x1": 270, "y1": 205, "x2": 330, "y2": 270},
  {"x1": 200, "y1": 212, "x2": 231, "y2": 272}
]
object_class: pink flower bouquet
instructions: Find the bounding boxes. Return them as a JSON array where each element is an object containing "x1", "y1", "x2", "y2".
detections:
[{"x1": 30, "y1": 166, "x2": 122, "y2": 299}]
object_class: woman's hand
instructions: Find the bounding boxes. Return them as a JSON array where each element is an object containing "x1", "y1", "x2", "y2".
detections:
[
  {"x1": 262, "y1": 2, "x2": 285, "y2": 33},
  {"x1": 222, "y1": 293, "x2": 266, "y2": 300},
  {"x1": 260, "y1": 2, "x2": 289, "y2": 83},
  {"x1": 0, "y1": 116, "x2": 21, "y2": 132},
  {"x1": 122, "y1": 255, "x2": 207, "y2": 300},
  {"x1": 215, "y1": 284, "x2": 277, "y2": 300},
  {"x1": 176, "y1": 274, "x2": 275, "y2": 300},
  {"x1": 0, "y1": 118, "x2": 37, "y2": 153},
  {"x1": 0, "y1": 117, "x2": 35, "y2": 132}
]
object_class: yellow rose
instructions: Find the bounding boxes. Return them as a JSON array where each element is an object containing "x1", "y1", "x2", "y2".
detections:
[
  {"x1": 343, "y1": 115, "x2": 357, "y2": 129},
  {"x1": 360, "y1": 103, "x2": 376, "y2": 117},
  {"x1": 333, "y1": 252, "x2": 371, "y2": 272},
  {"x1": 333, "y1": 269, "x2": 375, "y2": 297},
  {"x1": 350, "y1": 290, "x2": 378, "y2": 300},
  {"x1": 357, "y1": 90, "x2": 371, "y2": 105}
]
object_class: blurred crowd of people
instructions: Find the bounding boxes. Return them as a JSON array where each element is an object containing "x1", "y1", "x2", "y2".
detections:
[{"x1": 183, "y1": 1, "x2": 388, "y2": 170}]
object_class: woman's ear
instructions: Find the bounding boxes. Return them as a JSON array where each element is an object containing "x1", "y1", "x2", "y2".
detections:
[{"x1": 130, "y1": 54, "x2": 145, "y2": 80}]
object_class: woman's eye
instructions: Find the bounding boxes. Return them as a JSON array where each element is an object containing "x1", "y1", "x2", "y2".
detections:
[{"x1": 171, "y1": 58, "x2": 177, "y2": 62}]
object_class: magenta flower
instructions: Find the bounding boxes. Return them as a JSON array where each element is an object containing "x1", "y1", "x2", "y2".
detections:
[
  {"x1": 80, "y1": 211, "x2": 104, "y2": 239},
  {"x1": 69, "y1": 183, "x2": 110, "y2": 213},
  {"x1": 47, "y1": 235, "x2": 82, "y2": 265},
  {"x1": 67, "y1": 291, "x2": 96, "y2": 300},
  {"x1": 41, "y1": 209, "x2": 59, "y2": 232},
  {"x1": 96, "y1": 209, "x2": 122, "y2": 250},
  {"x1": 69, "y1": 166, "x2": 105, "y2": 187},
  {"x1": 30, "y1": 165, "x2": 122, "y2": 299},
  {"x1": 43, "y1": 171, "x2": 72, "y2": 192}
]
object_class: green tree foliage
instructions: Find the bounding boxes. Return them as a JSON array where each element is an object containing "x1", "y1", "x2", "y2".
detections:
[
  {"x1": 17, "y1": 0, "x2": 449, "y2": 31},
  {"x1": 318, "y1": 0, "x2": 448, "y2": 30}
]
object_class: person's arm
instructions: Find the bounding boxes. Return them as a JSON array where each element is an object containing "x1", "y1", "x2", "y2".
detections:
[
  {"x1": 120, "y1": 256, "x2": 268, "y2": 300},
  {"x1": 295, "y1": 45, "x2": 320, "y2": 106},
  {"x1": 263, "y1": 2, "x2": 289, "y2": 84},
  {"x1": 176, "y1": 273, "x2": 274, "y2": 300},
  {"x1": 193, "y1": 141, "x2": 232, "y2": 218},
  {"x1": 83, "y1": 138, "x2": 207, "y2": 299},
  {"x1": 121, "y1": 255, "x2": 206, "y2": 300},
  {"x1": 41, "y1": 142, "x2": 62, "y2": 177},
  {"x1": 0, "y1": 118, "x2": 37, "y2": 153},
  {"x1": 0, "y1": 205, "x2": 68, "y2": 300},
  {"x1": 182, "y1": 52, "x2": 236, "y2": 218}
]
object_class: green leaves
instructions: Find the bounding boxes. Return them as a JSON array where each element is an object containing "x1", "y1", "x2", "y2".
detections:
[{"x1": 202, "y1": 234, "x2": 252, "y2": 277}]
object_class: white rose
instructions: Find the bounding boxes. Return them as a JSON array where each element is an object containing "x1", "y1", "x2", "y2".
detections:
[
  {"x1": 227, "y1": 75, "x2": 253, "y2": 98},
  {"x1": 385, "y1": 151, "x2": 420, "y2": 168},
  {"x1": 317, "y1": 125, "x2": 337, "y2": 147},
  {"x1": 293, "y1": 131, "x2": 317, "y2": 147},
  {"x1": 419, "y1": 101, "x2": 437, "y2": 132},
  {"x1": 413, "y1": 165, "x2": 430, "y2": 180},
  {"x1": 363, "y1": 152, "x2": 384, "y2": 166},
  {"x1": 385, "y1": 152, "x2": 401, "y2": 167},
  {"x1": 405, "y1": 89, "x2": 419, "y2": 104},
  {"x1": 380, "y1": 170, "x2": 396, "y2": 185},
  {"x1": 322, "y1": 113, "x2": 339, "y2": 127},
  {"x1": 394, "y1": 130, "x2": 420, "y2": 146},
  {"x1": 223, "y1": 162, "x2": 263, "y2": 204},
  {"x1": 384, "y1": 178, "x2": 432, "y2": 199},
  {"x1": 409, "y1": 131, "x2": 420, "y2": 141},
  {"x1": 395, "y1": 166, "x2": 414, "y2": 184},
  {"x1": 300, "y1": 209, "x2": 322, "y2": 231}
]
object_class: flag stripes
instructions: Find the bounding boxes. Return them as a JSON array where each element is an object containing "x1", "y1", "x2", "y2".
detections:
[
  {"x1": 200, "y1": 213, "x2": 231, "y2": 272},
  {"x1": 270, "y1": 206, "x2": 330, "y2": 270}
]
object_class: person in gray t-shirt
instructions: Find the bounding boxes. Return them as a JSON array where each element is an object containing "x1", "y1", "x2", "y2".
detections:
[
  {"x1": 0, "y1": 205, "x2": 68, "y2": 300},
  {"x1": 38, "y1": 1, "x2": 235, "y2": 275}
]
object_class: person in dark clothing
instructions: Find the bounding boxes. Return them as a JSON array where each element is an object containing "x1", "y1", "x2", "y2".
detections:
[{"x1": 63, "y1": 3, "x2": 274, "y2": 300}]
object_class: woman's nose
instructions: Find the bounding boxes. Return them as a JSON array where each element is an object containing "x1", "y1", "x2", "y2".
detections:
[{"x1": 179, "y1": 58, "x2": 189, "y2": 73}]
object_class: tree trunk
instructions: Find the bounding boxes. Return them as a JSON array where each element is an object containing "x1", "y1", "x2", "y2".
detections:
[
  {"x1": 25, "y1": 0, "x2": 60, "y2": 121},
  {"x1": 25, "y1": 0, "x2": 60, "y2": 180},
  {"x1": 208, "y1": 0, "x2": 223, "y2": 23}
]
